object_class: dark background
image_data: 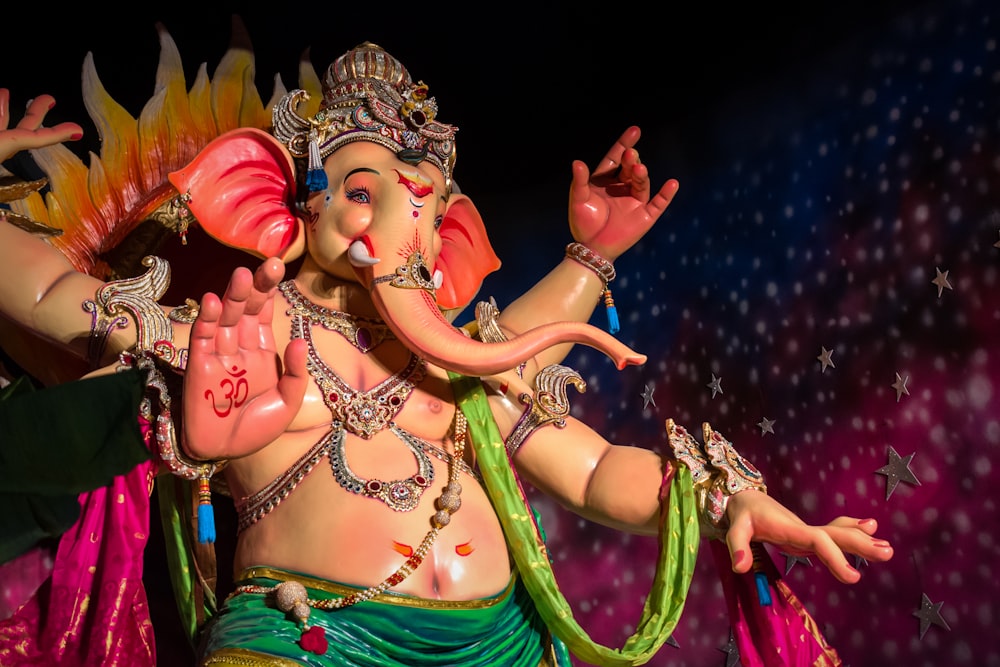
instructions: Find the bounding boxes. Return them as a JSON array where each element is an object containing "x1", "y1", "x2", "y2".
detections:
[{"x1": 4, "y1": 1, "x2": 997, "y2": 665}]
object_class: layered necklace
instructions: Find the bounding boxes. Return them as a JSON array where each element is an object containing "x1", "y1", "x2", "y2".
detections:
[{"x1": 286, "y1": 284, "x2": 440, "y2": 512}]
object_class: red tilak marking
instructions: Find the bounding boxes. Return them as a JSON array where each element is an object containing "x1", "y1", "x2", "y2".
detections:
[
  {"x1": 203, "y1": 365, "x2": 249, "y2": 417},
  {"x1": 395, "y1": 169, "x2": 434, "y2": 198},
  {"x1": 455, "y1": 542, "x2": 474, "y2": 557}
]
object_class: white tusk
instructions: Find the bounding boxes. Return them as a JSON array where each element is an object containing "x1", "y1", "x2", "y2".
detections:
[
  {"x1": 433, "y1": 269, "x2": 443, "y2": 289},
  {"x1": 348, "y1": 240, "x2": 381, "y2": 266}
]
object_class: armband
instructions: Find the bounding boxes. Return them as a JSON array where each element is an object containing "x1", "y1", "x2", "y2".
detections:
[
  {"x1": 504, "y1": 364, "x2": 585, "y2": 458},
  {"x1": 665, "y1": 419, "x2": 765, "y2": 538}
]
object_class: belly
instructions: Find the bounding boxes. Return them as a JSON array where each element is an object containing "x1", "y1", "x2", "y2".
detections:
[{"x1": 231, "y1": 444, "x2": 513, "y2": 600}]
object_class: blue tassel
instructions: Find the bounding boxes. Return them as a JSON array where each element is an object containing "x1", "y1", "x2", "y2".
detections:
[
  {"x1": 603, "y1": 289, "x2": 620, "y2": 335},
  {"x1": 306, "y1": 130, "x2": 328, "y2": 193},
  {"x1": 754, "y1": 571, "x2": 772, "y2": 606},
  {"x1": 306, "y1": 168, "x2": 328, "y2": 193},
  {"x1": 198, "y1": 501, "x2": 216, "y2": 544},
  {"x1": 196, "y1": 475, "x2": 216, "y2": 544}
]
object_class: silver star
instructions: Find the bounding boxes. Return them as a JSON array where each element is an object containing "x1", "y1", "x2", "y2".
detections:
[
  {"x1": 875, "y1": 446, "x2": 921, "y2": 500},
  {"x1": 641, "y1": 383, "x2": 656, "y2": 409},
  {"x1": 781, "y1": 552, "x2": 813, "y2": 575},
  {"x1": 891, "y1": 373, "x2": 910, "y2": 402},
  {"x1": 913, "y1": 593, "x2": 951, "y2": 639},
  {"x1": 717, "y1": 630, "x2": 740, "y2": 667},
  {"x1": 664, "y1": 634, "x2": 680, "y2": 649},
  {"x1": 817, "y1": 346, "x2": 835, "y2": 373},
  {"x1": 707, "y1": 374, "x2": 723, "y2": 398},
  {"x1": 931, "y1": 267, "x2": 953, "y2": 298},
  {"x1": 853, "y1": 554, "x2": 869, "y2": 570},
  {"x1": 757, "y1": 417, "x2": 776, "y2": 435}
]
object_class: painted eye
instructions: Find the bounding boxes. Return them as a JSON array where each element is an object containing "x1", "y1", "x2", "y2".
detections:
[
  {"x1": 345, "y1": 187, "x2": 371, "y2": 204},
  {"x1": 434, "y1": 215, "x2": 443, "y2": 230}
]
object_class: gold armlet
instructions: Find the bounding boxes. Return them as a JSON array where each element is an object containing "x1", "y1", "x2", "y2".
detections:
[
  {"x1": 473, "y1": 297, "x2": 525, "y2": 378},
  {"x1": 504, "y1": 364, "x2": 586, "y2": 458},
  {"x1": 665, "y1": 419, "x2": 765, "y2": 538},
  {"x1": 82, "y1": 255, "x2": 193, "y2": 370}
]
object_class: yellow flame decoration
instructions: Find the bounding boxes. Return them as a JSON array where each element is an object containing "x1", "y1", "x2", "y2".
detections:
[{"x1": 9, "y1": 17, "x2": 322, "y2": 279}]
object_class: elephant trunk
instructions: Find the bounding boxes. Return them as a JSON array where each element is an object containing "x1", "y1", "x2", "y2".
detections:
[{"x1": 363, "y1": 253, "x2": 646, "y2": 377}]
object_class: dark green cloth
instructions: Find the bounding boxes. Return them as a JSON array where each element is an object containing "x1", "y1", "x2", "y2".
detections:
[
  {"x1": 0, "y1": 368, "x2": 151, "y2": 564},
  {"x1": 199, "y1": 569, "x2": 555, "y2": 666}
]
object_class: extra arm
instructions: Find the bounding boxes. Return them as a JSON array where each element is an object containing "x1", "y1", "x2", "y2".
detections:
[{"x1": 495, "y1": 127, "x2": 679, "y2": 381}]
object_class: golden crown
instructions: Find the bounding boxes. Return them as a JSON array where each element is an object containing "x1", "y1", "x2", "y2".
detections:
[{"x1": 272, "y1": 42, "x2": 458, "y2": 192}]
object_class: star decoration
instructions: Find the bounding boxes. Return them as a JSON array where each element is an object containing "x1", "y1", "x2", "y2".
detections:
[
  {"x1": 641, "y1": 383, "x2": 656, "y2": 409},
  {"x1": 913, "y1": 593, "x2": 951, "y2": 639},
  {"x1": 817, "y1": 347, "x2": 835, "y2": 373},
  {"x1": 853, "y1": 554, "x2": 869, "y2": 570},
  {"x1": 931, "y1": 266, "x2": 953, "y2": 297},
  {"x1": 891, "y1": 373, "x2": 910, "y2": 402},
  {"x1": 994, "y1": 229, "x2": 1000, "y2": 249},
  {"x1": 757, "y1": 417, "x2": 776, "y2": 435},
  {"x1": 781, "y1": 552, "x2": 813, "y2": 575},
  {"x1": 707, "y1": 373, "x2": 723, "y2": 398},
  {"x1": 717, "y1": 630, "x2": 741, "y2": 667},
  {"x1": 664, "y1": 634, "x2": 680, "y2": 649},
  {"x1": 875, "y1": 445, "x2": 921, "y2": 500}
]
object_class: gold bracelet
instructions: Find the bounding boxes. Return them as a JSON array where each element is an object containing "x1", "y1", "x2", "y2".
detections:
[
  {"x1": 565, "y1": 242, "x2": 616, "y2": 286},
  {"x1": 565, "y1": 243, "x2": 620, "y2": 334}
]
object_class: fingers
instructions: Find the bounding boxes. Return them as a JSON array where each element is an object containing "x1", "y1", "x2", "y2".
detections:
[
  {"x1": 17, "y1": 95, "x2": 57, "y2": 131},
  {"x1": 646, "y1": 179, "x2": 680, "y2": 218},
  {"x1": 568, "y1": 160, "x2": 592, "y2": 205},
  {"x1": 594, "y1": 126, "x2": 641, "y2": 178},
  {"x1": 0, "y1": 89, "x2": 10, "y2": 131},
  {"x1": 277, "y1": 338, "x2": 311, "y2": 405}
]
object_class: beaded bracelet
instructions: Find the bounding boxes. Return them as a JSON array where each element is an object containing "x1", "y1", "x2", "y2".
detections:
[{"x1": 565, "y1": 242, "x2": 620, "y2": 334}]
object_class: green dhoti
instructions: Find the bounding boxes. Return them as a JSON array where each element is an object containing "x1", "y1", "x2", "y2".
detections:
[{"x1": 198, "y1": 567, "x2": 566, "y2": 666}]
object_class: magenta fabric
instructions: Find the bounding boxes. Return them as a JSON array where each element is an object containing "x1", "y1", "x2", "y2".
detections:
[
  {"x1": 709, "y1": 539, "x2": 842, "y2": 667},
  {"x1": 0, "y1": 421, "x2": 160, "y2": 667}
]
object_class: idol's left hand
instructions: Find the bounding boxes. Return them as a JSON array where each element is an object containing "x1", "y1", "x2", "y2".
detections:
[
  {"x1": 724, "y1": 489, "x2": 894, "y2": 584},
  {"x1": 568, "y1": 125, "x2": 679, "y2": 261}
]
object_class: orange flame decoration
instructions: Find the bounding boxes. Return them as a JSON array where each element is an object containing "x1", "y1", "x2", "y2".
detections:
[{"x1": 8, "y1": 18, "x2": 322, "y2": 279}]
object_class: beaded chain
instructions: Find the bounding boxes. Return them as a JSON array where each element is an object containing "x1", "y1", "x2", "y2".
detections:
[{"x1": 229, "y1": 410, "x2": 467, "y2": 617}]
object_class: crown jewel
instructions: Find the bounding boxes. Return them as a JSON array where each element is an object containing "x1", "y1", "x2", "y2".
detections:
[{"x1": 272, "y1": 42, "x2": 457, "y2": 190}]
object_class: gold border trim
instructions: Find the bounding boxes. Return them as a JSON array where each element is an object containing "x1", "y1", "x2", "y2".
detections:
[{"x1": 200, "y1": 647, "x2": 302, "y2": 666}]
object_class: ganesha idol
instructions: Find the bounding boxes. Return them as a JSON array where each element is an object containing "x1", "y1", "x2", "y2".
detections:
[{"x1": 0, "y1": 22, "x2": 891, "y2": 667}]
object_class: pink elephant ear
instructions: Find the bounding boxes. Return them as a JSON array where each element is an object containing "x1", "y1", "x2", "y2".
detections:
[
  {"x1": 435, "y1": 194, "x2": 502, "y2": 311},
  {"x1": 167, "y1": 127, "x2": 305, "y2": 261}
]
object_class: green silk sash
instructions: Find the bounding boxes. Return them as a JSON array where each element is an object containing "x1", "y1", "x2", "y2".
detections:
[{"x1": 451, "y1": 373, "x2": 700, "y2": 666}]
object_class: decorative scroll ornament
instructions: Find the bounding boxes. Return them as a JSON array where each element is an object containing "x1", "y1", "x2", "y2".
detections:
[
  {"x1": 83, "y1": 255, "x2": 187, "y2": 370},
  {"x1": 505, "y1": 364, "x2": 587, "y2": 458}
]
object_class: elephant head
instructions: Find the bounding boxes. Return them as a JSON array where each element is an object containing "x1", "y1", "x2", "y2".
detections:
[{"x1": 168, "y1": 42, "x2": 646, "y2": 377}]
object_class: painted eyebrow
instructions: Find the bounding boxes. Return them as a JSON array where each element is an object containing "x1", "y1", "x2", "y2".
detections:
[{"x1": 344, "y1": 167, "x2": 380, "y2": 182}]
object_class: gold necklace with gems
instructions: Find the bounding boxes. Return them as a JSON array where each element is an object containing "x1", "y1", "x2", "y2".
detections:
[
  {"x1": 279, "y1": 280, "x2": 395, "y2": 353},
  {"x1": 292, "y1": 313, "x2": 425, "y2": 439}
]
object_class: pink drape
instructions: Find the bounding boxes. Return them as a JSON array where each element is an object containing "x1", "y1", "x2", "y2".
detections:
[{"x1": 0, "y1": 422, "x2": 160, "y2": 667}]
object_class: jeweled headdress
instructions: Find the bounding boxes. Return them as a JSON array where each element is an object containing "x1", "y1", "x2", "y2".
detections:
[{"x1": 272, "y1": 42, "x2": 458, "y2": 192}]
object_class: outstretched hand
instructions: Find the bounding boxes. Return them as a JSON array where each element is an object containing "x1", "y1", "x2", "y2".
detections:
[
  {"x1": 0, "y1": 89, "x2": 83, "y2": 162},
  {"x1": 724, "y1": 489, "x2": 894, "y2": 584},
  {"x1": 183, "y1": 258, "x2": 309, "y2": 460},
  {"x1": 568, "y1": 126, "x2": 679, "y2": 261}
]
